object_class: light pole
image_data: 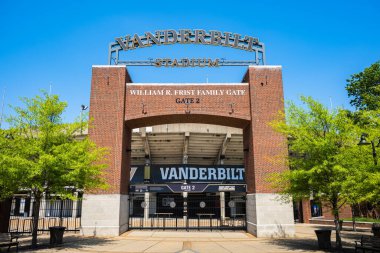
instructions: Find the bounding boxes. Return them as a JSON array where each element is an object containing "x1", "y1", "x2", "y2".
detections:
[
  {"x1": 80, "y1": 105, "x2": 88, "y2": 135},
  {"x1": 358, "y1": 133, "x2": 379, "y2": 166},
  {"x1": 355, "y1": 133, "x2": 379, "y2": 231}
]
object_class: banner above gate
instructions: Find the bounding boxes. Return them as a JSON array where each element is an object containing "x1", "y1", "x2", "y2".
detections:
[{"x1": 130, "y1": 165, "x2": 245, "y2": 184}]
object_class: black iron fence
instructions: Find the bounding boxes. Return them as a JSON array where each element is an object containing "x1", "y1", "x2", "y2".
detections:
[
  {"x1": 129, "y1": 192, "x2": 246, "y2": 230},
  {"x1": 8, "y1": 192, "x2": 246, "y2": 233},
  {"x1": 8, "y1": 196, "x2": 82, "y2": 234}
]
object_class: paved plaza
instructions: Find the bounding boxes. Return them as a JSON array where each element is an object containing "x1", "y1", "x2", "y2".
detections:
[{"x1": 12, "y1": 224, "x2": 372, "y2": 252}]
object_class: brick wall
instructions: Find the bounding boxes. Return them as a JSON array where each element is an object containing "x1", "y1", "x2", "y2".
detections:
[
  {"x1": 124, "y1": 84, "x2": 251, "y2": 128},
  {"x1": 322, "y1": 203, "x2": 352, "y2": 220},
  {"x1": 301, "y1": 199, "x2": 352, "y2": 223},
  {"x1": 89, "y1": 66, "x2": 131, "y2": 194},
  {"x1": 244, "y1": 66, "x2": 288, "y2": 193}
]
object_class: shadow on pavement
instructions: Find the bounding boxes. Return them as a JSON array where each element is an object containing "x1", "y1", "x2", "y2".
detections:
[
  {"x1": 18, "y1": 233, "x2": 114, "y2": 252},
  {"x1": 265, "y1": 238, "x2": 321, "y2": 252},
  {"x1": 266, "y1": 237, "x2": 356, "y2": 252}
]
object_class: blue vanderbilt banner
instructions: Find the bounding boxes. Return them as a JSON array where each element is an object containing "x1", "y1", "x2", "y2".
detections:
[{"x1": 130, "y1": 165, "x2": 245, "y2": 184}]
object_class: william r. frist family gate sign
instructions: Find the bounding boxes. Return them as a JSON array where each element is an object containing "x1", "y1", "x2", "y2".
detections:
[{"x1": 108, "y1": 29, "x2": 265, "y2": 66}]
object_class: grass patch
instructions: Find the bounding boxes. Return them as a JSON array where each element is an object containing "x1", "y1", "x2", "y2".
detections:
[{"x1": 343, "y1": 217, "x2": 380, "y2": 223}]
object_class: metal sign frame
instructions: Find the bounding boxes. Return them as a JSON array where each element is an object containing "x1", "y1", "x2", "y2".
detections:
[{"x1": 108, "y1": 29, "x2": 266, "y2": 66}]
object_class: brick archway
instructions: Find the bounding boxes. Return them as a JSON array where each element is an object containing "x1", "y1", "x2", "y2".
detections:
[{"x1": 81, "y1": 65, "x2": 295, "y2": 237}]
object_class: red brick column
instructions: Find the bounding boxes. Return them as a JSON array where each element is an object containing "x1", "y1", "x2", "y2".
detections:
[
  {"x1": 89, "y1": 66, "x2": 132, "y2": 194},
  {"x1": 301, "y1": 199, "x2": 311, "y2": 223},
  {"x1": 81, "y1": 66, "x2": 132, "y2": 236},
  {"x1": 243, "y1": 66, "x2": 295, "y2": 237},
  {"x1": 243, "y1": 66, "x2": 288, "y2": 193}
]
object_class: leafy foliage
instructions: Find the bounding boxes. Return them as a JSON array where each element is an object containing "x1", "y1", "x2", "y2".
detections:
[
  {"x1": 0, "y1": 91, "x2": 108, "y2": 246},
  {"x1": 271, "y1": 97, "x2": 362, "y2": 203},
  {"x1": 346, "y1": 109, "x2": 380, "y2": 204},
  {"x1": 1, "y1": 92, "x2": 107, "y2": 199},
  {"x1": 270, "y1": 96, "x2": 373, "y2": 248},
  {"x1": 346, "y1": 61, "x2": 380, "y2": 110}
]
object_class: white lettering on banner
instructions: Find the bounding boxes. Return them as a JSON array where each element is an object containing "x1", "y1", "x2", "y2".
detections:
[
  {"x1": 226, "y1": 168, "x2": 231, "y2": 180},
  {"x1": 179, "y1": 167, "x2": 188, "y2": 179},
  {"x1": 217, "y1": 168, "x2": 226, "y2": 180},
  {"x1": 208, "y1": 168, "x2": 217, "y2": 180},
  {"x1": 169, "y1": 168, "x2": 178, "y2": 179},
  {"x1": 159, "y1": 166, "x2": 244, "y2": 181},
  {"x1": 199, "y1": 168, "x2": 207, "y2": 180},
  {"x1": 160, "y1": 167, "x2": 170, "y2": 180},
  {"x1": 237, "y1": 168, "x2": 244, "y2": 180},
  {"x1": 189, "y1": 167, "x2": 198, "y2": 180},
  {"x1": 129, "y1": 89, "x2": 246, "y2": 96}
]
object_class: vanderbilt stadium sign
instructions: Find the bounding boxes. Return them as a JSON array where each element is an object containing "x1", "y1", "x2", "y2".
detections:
[
  {"x1": 129, "y1": 165, "x2": 246, "y2": 193},
  {"x1": 130, "y1": 165, "x2": 245, "y2": 184},
  {"x1": 108, "y1": 29, "x2": 265, "y2": 66}
]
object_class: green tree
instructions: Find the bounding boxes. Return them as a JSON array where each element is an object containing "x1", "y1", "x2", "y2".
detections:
[
  {"x1": 0, "y1": 129, "x2": 28, "y2": 199},
  {"x1": 0, "y1": 92, "x2": 107, "y2": 248},
  {"x1": 346, "y1": 62, "x2": 380, "y2": 222},
  {"x1": 346, "y1": 61, "x2": 380, "y2": 110},
  {"x1": 347, "y1": 109, "x2": 380, "y2": 204},
  {"x1": 271, "y1": 96, "x2": 364, "y2": 249}
]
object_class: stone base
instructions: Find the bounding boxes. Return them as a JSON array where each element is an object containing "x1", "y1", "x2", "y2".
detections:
[
  {"x1": 246, "y1": 193, "x2": 295, "y2": 237},
  {"x1": 81, "y1": 194, "x2": 129, "y2": 236}
]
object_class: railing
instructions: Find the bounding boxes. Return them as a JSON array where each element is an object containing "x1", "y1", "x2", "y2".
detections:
[
  {"x1": 9, "y1": 217, "x2": 81, "y2": 234},
  {"x1": 129, "y1": 192, "x2": 246, "y2": 231},
  {"x1": 129, "y1": 216, "x2": 246, "y2": 230},
  {"x1": 8, "y1": 196, "x2": 82, "y2": 234}
]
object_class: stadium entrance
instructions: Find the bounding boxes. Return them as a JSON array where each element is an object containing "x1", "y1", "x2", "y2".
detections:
[
  {"x1": 81, "y1": 65, "x2": 295, "y2": 238},
  {"x1": 129, "y1": 192, "x2": 246, "y2": 230},
  {"x1": 128, "y1": 161, "x2": 246, "y2": 230}
]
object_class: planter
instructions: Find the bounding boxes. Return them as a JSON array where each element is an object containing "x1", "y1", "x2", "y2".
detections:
[
  {"x1": 49, "y1": 226, "x2": 66, "y2": 245},
  {"x1": 372, "y1": 223, "x2": 380, "y2": 238},
  {"x1": 315, "y1": 229, "x2": 332, "y2": 250}
]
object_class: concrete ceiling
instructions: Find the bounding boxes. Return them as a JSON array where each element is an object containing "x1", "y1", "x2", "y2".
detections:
[{"x1": 131, "y1": 131, "x2": 244, "y2": 166}]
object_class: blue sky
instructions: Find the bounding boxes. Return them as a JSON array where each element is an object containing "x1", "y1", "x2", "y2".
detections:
[{"x1": 0, "y1": 0, "x2": 379, "y2": 127}]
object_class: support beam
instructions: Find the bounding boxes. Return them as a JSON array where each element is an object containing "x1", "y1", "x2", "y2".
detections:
[
  {"x1": 183, "y1": 132, "x2": 190, "y2": 164},
  {"x1": 215, "y1": 133, "x2": 231, "y2": 165},
  {"x1": 140, "y1": 127, "x2": 151, "y2": 161}
]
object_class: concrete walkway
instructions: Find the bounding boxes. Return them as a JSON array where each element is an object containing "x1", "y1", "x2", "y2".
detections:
[{"x1": 17, "y1": 224, "x2": 371, "y2": 252}]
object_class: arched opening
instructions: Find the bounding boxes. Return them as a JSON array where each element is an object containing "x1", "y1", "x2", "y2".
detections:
[{"x1": 127, "y1": 123, "x2": 247, "y2": 230}]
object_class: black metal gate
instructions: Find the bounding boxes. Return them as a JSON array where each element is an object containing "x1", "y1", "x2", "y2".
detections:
[
  {"x1": 129, "y1": 192, "x2": 246, "y2": 230},
  {"x1": 8, "y1": 195, "x2": 81, "y2": 234}
]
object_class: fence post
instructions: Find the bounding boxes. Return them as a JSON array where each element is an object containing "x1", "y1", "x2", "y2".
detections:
[{"x1": 59, "y1": 199, "x2": 63, "y2": 227}]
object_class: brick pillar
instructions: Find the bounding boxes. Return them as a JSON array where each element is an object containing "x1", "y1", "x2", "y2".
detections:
[
  {"x1": 244, "y1": 66, "x2": 295, "y2": 237},
  {"x1": 301, "y1": 199, "x2": 311, "y2": 223},
  {"x1": 81, "y1": 65, "x2": 132, "y2": 236}
]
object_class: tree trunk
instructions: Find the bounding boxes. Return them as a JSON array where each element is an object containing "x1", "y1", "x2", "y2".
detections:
[
  {"x1": 332, "y1": 202, "x2": 342, "y2": 250},
  {"x1": 31, "y1": 194, "x2": 41, "y2": 248},
  {"x1": 0, "y1": 198, "x2": 12, "y2": 233},
  {"x1": 352, "y1": 205, "x2": 356, "y2": 232}
]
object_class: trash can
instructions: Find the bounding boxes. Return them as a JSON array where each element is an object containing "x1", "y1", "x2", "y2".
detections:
[
  {"x1": 372, "y1": 223, "x2": 380, "y2": 237},
  {"x1": 315, "y1": 229, "x2": 332, "y2": 250},
  {"x1": 49, "y1": 226, "x2": 66, "y2": 245}
]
